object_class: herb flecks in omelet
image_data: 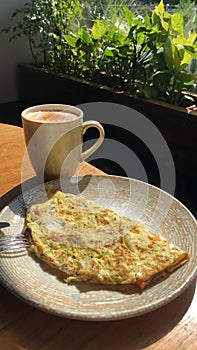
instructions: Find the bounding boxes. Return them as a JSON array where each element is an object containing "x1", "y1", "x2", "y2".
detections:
[{"x1": 27, "y1": 184, "x2": 190, "y2": 289}]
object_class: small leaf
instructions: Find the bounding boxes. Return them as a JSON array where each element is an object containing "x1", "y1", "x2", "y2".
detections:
[
  {"x1": 161, "y1": 19, "x2": 169, "y2": 32},
  {"x1": 142, "y1": 85, "x2": 158, "y2": 99},
  {"x1": 49, "y1": 33, "x2": 59, "y2": 40},
  {"x1": 144, "y1": 14, "x2": 151, "y2": 28},
  {"x1": 155, "y1": 0, "x2": 165, "y2": 16},
  {"x1": 188, "y1": 33, "x2": 197, "y2": 45},
  {"x1": 153, "y1": 71, "x2": 171, "y2": 92},
  {"x1": 104, "y1": 47, "x2": 114, "y2": 57},
  {"x1": 151, "y1": 11, "x2": 160, "y2": 25},
  {"x1": 163, "y1": 11, "x2": 171, "y2": 20},
  {"x1": 137, "y1": 32, "x2": 146, "y2": 45},
  {"x1": 183, "y1": 48, "x2": 197, "y2": 61},
  {"x1": 183, "y1": 45, "x2": 196, "y2": 54},
  {"x1": 180, "y1": 63, "x2": 189, "y2": 71},
  {"x1": 64, "y1": 35, "x2": 77, "y2": 48}
]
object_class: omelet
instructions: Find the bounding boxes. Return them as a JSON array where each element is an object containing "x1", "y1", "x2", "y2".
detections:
[{"x1": 27, "y1": 184, "x2": 190, "y2": 289}]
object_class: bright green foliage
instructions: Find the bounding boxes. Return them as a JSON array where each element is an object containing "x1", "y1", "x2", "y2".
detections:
[
  {"x1": 173, "y1": 0, "x2": 197, "y2": 34},
  {"x1": 1, "y1": 0, "x2": 82, "y2": 68},
  {"x1": 148, "y1": 0, "x2": 197, "y2": 104},
  {"x1": 2, "y1": 0, "x2": 197, "y2": 106}
]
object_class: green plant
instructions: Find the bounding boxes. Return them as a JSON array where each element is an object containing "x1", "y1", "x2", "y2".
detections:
[
  {"x1": 2, "y1": 0, "x2": 197, "y2": 106},
  {"x1": 142, "y1": 0, "x2": 197, "y2": 104},
  {"x1": 81, "y1": 0, "x2": 130, "y2": 22},
  {"x1": 65, "y1": 1, "x2": 197, "y2": 104},
  {"x1": 93, "y1": 9, "x2": 155, "y2": 93},
  {"x1": 1, "y1": 0, "x2": 82, "y2": 67},
  {"x1": 173, "y1": 0, "x2": 197, "y2": 36}
]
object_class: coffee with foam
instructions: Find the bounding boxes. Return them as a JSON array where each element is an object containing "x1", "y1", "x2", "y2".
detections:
[
  {"x1": 26, "y1": 111, "x2": 79, "y2": 123},
  {"x1": 21, "y1": 104, "x2": 104, "y2": 180}
]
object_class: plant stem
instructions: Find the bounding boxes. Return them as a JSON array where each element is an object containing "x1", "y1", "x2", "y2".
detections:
[{"x1": 28, "y1": 35, "x2": 38, "y2": 66}]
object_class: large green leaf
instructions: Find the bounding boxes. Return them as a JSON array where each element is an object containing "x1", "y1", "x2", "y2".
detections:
[
  {"x1": 171, "y1": 13, "x2": 183, "y2": 35},
  {"x1": 174, "y1": 34, "x2": 197, "y2": 46},
  {"x1": 182, "y1": 46, "x2": 197, "y2": 60},
  {"x1": 178, "y1": 71, "x2": 195, "y2": 83},
  {"x1": 92, "y1": 20, "x2": 107, "y2": 40},
  {"x1": 174, "y1": 36, "x2": 197, "y2": 62},
  {"x1": 78, "y1": 27, "x2": 92, "y2": 44},
  {"x1": 163, "y1": 38, "x2": 174, "y2": 71},
  {"x1": 173, "y1": 45, "x2": 182, "y2": 70},
  {"x1": 123, "y1": 6, "x2": 134, "y2": 27}
]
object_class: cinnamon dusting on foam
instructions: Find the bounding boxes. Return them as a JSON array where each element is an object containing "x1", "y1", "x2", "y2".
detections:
[{"x1": 26, "y1": 111, "x2": 78, "y2": 123}]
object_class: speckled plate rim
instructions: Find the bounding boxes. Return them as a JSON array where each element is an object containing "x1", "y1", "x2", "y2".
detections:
[{"x1": 0, "y1": 175, "x2": 197, "y2": 321}]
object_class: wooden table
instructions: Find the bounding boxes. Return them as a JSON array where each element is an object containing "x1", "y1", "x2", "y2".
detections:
[{"x1": 0, "y1": 123, "x2": 196, "y2": 350}]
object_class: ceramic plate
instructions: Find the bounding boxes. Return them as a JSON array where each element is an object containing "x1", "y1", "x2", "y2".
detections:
[{"x1": 0, "y1": 175, "x2": 196, "y2": 321}]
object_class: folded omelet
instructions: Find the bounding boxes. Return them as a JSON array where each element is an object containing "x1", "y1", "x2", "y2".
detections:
[{"x1": 26, "y1": 184, "x2": 189, "y2": 289}]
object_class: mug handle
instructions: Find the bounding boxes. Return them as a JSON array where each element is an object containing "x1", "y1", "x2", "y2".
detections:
[{"x1": 81, "y1": 120, "x2": 105, "y2": 161}]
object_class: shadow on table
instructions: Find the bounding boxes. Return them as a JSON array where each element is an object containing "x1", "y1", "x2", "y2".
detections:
[{"x1": 1, "y1": 278, "x2": 196, "y2": 350}]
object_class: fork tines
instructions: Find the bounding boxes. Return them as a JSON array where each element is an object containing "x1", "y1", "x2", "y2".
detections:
[{"x1": 0, "y1": 234, "x2": 29, "y2": 252}]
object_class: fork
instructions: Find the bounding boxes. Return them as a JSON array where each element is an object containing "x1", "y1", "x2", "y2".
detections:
[{"x1": 0, "y1": 233, "x2": 29, "y2": 252}]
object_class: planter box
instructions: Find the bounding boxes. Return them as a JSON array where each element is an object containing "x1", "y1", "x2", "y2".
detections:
[{"x1": 17, "y1": 64, "x2": 196, "y2": 214}]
